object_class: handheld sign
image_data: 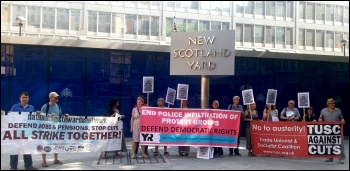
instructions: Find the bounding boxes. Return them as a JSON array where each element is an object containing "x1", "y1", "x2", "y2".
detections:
[
  {"x1": 298, "y1": 92, "x2": 310, "y2": 108},
  {"x1": 165, "y1": 87, "x2": 176, "y2": 105},
  {"x1": 266, "y1": 89, "x2": 277, "y2": 105},
  {"x1": 176, "y1": 84, "x2": 189, "y2": 100},
  {"x1": 142, "y1": 76, "x2": 154, "y2": 93},
  {"x1": 242, "y1": 89, "x2": 255, "y2": 105}
]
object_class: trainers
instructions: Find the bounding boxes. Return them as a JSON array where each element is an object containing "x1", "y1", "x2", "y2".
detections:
[
  {"x1": 53, "y1": 160, "x2": 63, "y2": 164},
  {"x1": 153, "y1": 151, "x2": 159, "y2": 156},
  {"x1": 25, "y1": 166, "x2": 38, "y2": 170},
  {"x1": 41, "y1": 163, "x2": 48, "y2": 167}
]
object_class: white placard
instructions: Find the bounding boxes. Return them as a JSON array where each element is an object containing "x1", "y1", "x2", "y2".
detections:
[
  {"x1": 165, "y1": 87, "x2": 176, "y2": 105},
  {"x1": 242, "y1": 89, "x2": 255, "y2": 105},
  {"x1": 297, "y1": 92, "x2": 310, "y2": 108},
  {"x1": 266, "y1": 89, "x2": 277, "y2": 105},
  {"x1": 196, "y1": 147, "x2": 214, "y2": 159},
  {"x1": 142, "y1": 76, "x2": 154, "y2": 93},
  {"x1": 176, "y1": 84, "x2": 189, "y2": 100}
]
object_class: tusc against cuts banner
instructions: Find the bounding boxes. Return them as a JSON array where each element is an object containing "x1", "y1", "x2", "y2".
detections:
[
  {"x1": 251, "y1": 121, "x2": 343, "y2": 158},
  {"x1": 139, "y1": 107, "x2": 241, "y2": 147}
]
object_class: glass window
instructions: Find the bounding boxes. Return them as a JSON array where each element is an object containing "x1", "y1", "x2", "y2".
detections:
[
  {"x1": 222, "y1": 22, "x2": 229, "y2": 30},
  {"x1": 175, "y1": 1, "x2": 187, "y2": 10},
  {"x1": 306, "y1": 29, "x2": 315, "y2": 47},
  {"x1": 1, "y1": 3, "x2": 10, "y2": 27},
  {"x1": 57, "y1": 8, "x2": 69, "y2": 30},
  {"x1": 188, "y1": 1, "x2": 198, "y2": 10},
  {"x1": 244, "y1": 24, "x2": 253, "y2": 43},
  {"x1": 276, "y1": 1, "x2": 286, "y2": 18},
  {"x1": 70, "y1": 9, "x2": 81, "y2": 31},
  {"x1": 12, "y1": 5, "x2": 26, "y2": 27},
  {"x1": 255, "y1": 1, "x2": 265, "y2": 16},
  {"x1": 222, "y1": 1, "x2": 230, "y2": 15},
  {"x1": 286, "y1": 1, "x2": 293, "y2": 18},
  {"x1": 286, "y1": 27, "x2": 293, "y2": 45},
  {"x1": 138, "y1": 15, "x2": 149, "y2": 36},
  {"x1": 112, "y1": 13, "x2": 124, "y2": 34},
  {"x1": 266, "y1": 26, "x2": 275, "y2": 44},
  {"x1": 98, "y1": 12, "x2": 110, "y2": 33},
  {"x1": 125, "y1": 14, "x2": 137, "y2": 35},
  {"x1": 299, "y1": 28, "x2": 305, "y2": 46},
  {"x1": 42, "y1": 7, "x2": 55, "y2": 29},
  {"x1": 176, "y1": 18, "x2": 186, "y2": 32},
  {"x1": 299, "y1": 1, "x2": 306, "y2": 19},
  {"x1": 236, "y1": 2, "x2": 243, "y2": 14},
  {"x1": 166, "y1": 1, "x2": 175, "y2": 8},
  {"x1": 326, "y1": 4, "x2": 334, "y2": 22},
  {"x1": 316, "y1": 3, "x2": 325, "y2": 21},
  {"x1": 236, "y1": 23, "x2": 243, "y2": 42},
  {"x1": 244, "y1": 1, "x2": 254, "y2": 15},
  {"x1": 88, "y1": 11, "x2": 97, "y2": 32},
  {"x1": 211, "y1": 21, "x2": 221, "y2": 31},
  {"x1": 316, "y1": 30, "x2": 324, "y2": 47},
  {"x1": 150, "y1": 16, "x2": 159, "y2": 36},
  {"x1": 266, "y1": 1, "x2": 275, "y2": 17},
  {"x1": 166, "y1": 17, "x2": 173, "y2": 37},
  {"x1": 255, "y1": 25, "x2": 264, "y2": 43},
  {"x1": 276, "y1": 27, "x2": 285, "y2": 45},
  {"x1": 335, "y1": 6, "x2": 343, "y2": 23},
  {"x1": 325, "y1": 31, "x2": 333, "y2": 48},
  {"x1": 27, "y1": 6, "x2": 40, "y2": 28},
  {"x1": 199, "y1": 20, "x2": 209, "y2": 31},
  {"x1": 187, "y1": 19, "x2": 198, "y2": 32},
  {"x1": 345, "y1": 7, "x2": 349, "y2": 24},
  {"x1": 211, "y1": 1, "x2": 222, "y2": 13},
  {"x1": 307, "y1": 2, "x2": 315, "y2": 20},
  {"x1": 335, "y1": 31, "x2": 342, "y2": 49},
  {"x1": 199, "y1": 1, "x2": 210, "y2": 11}
]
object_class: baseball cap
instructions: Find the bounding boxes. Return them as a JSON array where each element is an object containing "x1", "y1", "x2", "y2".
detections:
[{"x1": 49, "y1": 92, "x2": 60, "y2": 97}]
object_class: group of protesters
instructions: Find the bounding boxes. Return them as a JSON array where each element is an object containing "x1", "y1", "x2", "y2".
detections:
[{"x1": 2, "y1": 91, "x2": 346, "y2": 170}]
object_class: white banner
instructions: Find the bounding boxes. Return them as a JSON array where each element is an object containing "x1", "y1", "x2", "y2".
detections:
[
  {"x1": 1, "y1": 112, "x2": 123, "y2": 154},
  {"x1": 165, "y1": 87, "x2": 176, "y2": 105},
  {"x1": 266, "y1": 89, "x2": 277, "y2": 105},
  {"x1": 242, "y1": 89, "x2": 255, "y2": 105},
  {"x1": 142, "y1": 76, "x2": 154, "y2": 93},
  {"x1": 176, "y1": 84, "x2": 189, "y2": 100},
  {"x1": 298, "y1": 92, "x2": 310, "y2": 108}
]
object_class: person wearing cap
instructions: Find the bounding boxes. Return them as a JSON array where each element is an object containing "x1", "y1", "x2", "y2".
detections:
[
  {"x1": 40, "y1": 92, "x2": 65, "y2": 167},
  {"x1": 302, "y1": 107, "x2": 317, "y2": 122},
  {"x1": 153, "y1": 98, "x2": 170, "y2": 156},
  {"x1": 227, "y1": 96, "x2": 244, "y2": 157},
  {"x1": 9, "y1": 92, "x2": 38, "y2": 170},
  {"x1": 319, "y1": 98, "x2": 346, "y2": 164},
  {"x1": 280, "y1": 100, "x2": 301, "y2": 121}
]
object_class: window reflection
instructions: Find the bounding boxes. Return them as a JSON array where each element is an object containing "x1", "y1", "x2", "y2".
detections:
[
  {"x1": 316, "y1": 3, "x2": 325, "y2": 21},
  {"x1": 99, "y1": 12, "x2": 111, "y2": 33},
  {"x1": 236, "y1": 1, "x2": 244, "y2": 14},
  {"x1": 187, "y1": 19, "x2": 198, "y2": 32},
  {"x1": 266, "y1": 26, "x2": 275, "y2": 44},
  {"x1": 222, "y1": 1, "x2": 230, "y2": 15},
  {"x1": 211, "y1": 21, "x2": 221, "y2": 31},
  {"x1": 299, "y1": 1, "x2": 306, "y2": 20},
  {"x1": 266, "y1": 1, "x2": 275, "y2": 17},
  {"x1": 276, "y1": 27, "x2": 285, "y2": 45},
  {"x1": 112, "y1": 13, "x2": 124, "y2": 35},
  {"x1": 70, "y1": 9, "x2": 81, "y2": 31},
  {"x1": 244, "y1": 24, "x2": 253, "y2": 42},
  {"x1": 335, "y1": 6, "x2": 343, "y2": 23},
  {"x1": 325, "y1": 31, "x2": 334, "y2": 48},
  {"x1": 299, "y1": 29, "x2": 305, "y2": 46},
  {"x1": 57, "y1": 8, "x2": 69, "y2": 30},
  {"x1": 211, "y1": 1, "x2": 222, "y2": 12},
  {"x1": 307, "y1": 2, "x2": 315, "y2": 20},
  {"x1": 255, "y1": 25, "x2": 264, "y2": 43},
  {"x1": 306, "y1": 29, "x2": 315, "y2": 47},
  {"x1": 326, "y1": 4, "x2": 334, "y2": 22},
  {"x1": 316, "y1": 30, "x2": 324, "y2": 47},
  {"x1": 1, "y1": 3, "x2": 10, "y2": 27},
  {"x1": 138, "y1": 15, "x2": 150, "y2": 36},
  {"x1": 188, "y1": 1, "x2": 198, "y2": 10},
  {"x1": 222, "y1": 22, "x2": 229, "y2": 30},
  {"x1": 88, "y1": 11, "x2": 97, "y2": 32},
  {"x1": 255, "y1": 1, "x2": 264, "y2": 16},
  {"x1": 151, "y1": 16, "x2": 159, "y2": 36},
  {"x1": 236, "y1": 24, "x2": 243, "y2": 42},
  {"x1": 244, "y1": 1, "x2": 253, "y2": 15},
  {"x1": 125, "y1": 14, "x2": 137, "y2": 35},
  {"x1": 286, "y1": 1, "x2": 293, "y2": 19},
  {"x1": 286, "y1": 28, "x2": 293, "y2": 45},
  {"x1": 199, "y1": 20, "x2": 209, "y2": 31},
  {"x1": 276, "y1": 1, "x2": 286, "y2": 18},
  {"x1": 28, "y1": 6, "x2": 40, "y2": 28}
]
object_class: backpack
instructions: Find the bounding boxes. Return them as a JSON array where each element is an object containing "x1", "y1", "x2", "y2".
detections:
[{"x1": 45, "y1": 103, "x2": 61, "y2": 116}]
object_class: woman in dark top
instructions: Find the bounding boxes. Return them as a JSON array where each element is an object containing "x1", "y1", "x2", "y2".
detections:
[
  {"x1": 102, "y1": 99, "x2": 126, "y2": 158},
  {"x1": 303, "y1": 107, "x2": 317, "y2": 122},
  {"x1": 244, "y1": 103, "x2": 259, "y2": 157}
]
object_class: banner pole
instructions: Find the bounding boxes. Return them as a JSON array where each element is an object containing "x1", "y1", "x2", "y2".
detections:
[
  {"x1": 303, "y1": 108, "x2": 305, "y2": 122},
  {"x1": 168, "y1": 103, "x2": 170, "y2": 108},
  {"x1": 147, "y1": 93, "x2": 149, "y2": 106},
  {"x1": 180, "y1": 100, "x2": 183, "y2": 108}
]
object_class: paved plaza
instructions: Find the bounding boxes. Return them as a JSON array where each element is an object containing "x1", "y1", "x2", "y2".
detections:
[{"x1": 1, "y1": 139, "x2": 348, "y2": 170}]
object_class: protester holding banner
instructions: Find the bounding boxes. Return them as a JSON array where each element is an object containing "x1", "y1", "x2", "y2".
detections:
[
  {"x1": 303, "y1": 107, "x2": 317, "y2": 122},
  {"x1": 101, "y1": 99, "x2": 126, "y2": 158},
  {"x1": 40, "y1": 92, "x2": 64, "y2": 167},
  {"x1": 211, "y1": 100, "x2": 224, "y2": 158},
  {"x1": 262, "y1": 104, "x2": 279, "y2": 121},
  {"x1": 244, "y1": 103, "x2": 259, "y2": 157},
  {"x1": 134, "y1": 95, "x2": 149, "y2": 155},
  {"x1": 227, "y1": 96, "x2": 244, "y2": 157},
  {"x1": 153, "y1": 98, "x2": 170, "y2": 156},
  {"x1": 280, "y1": 100, "x2": 301, "y2": 121},
  {"x1": 9, "y1": 92, "x2": 38, "y2": 170},
  {"x1": 130, "y1": 98, "x2": 149, "y2": 159},
  {"x1": 319, "y1": 98, "x2": 346, "y2": 164}
]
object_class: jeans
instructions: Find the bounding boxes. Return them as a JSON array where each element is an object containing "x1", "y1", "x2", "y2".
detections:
[{"x1": 10, "y1": 154, "x2": 33, "y2": 169}]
